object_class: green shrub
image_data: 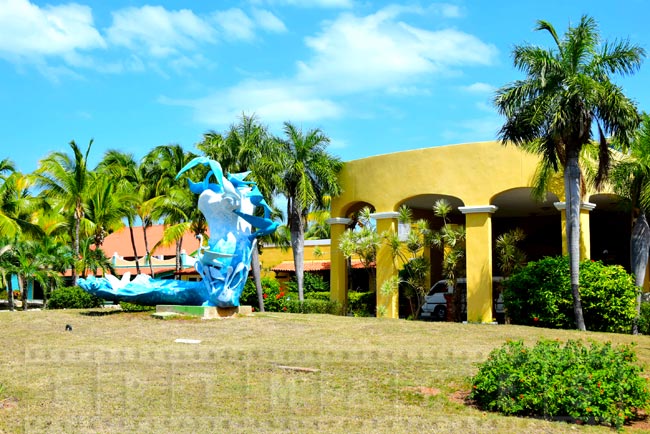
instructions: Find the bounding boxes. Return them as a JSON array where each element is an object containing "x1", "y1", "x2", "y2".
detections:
[
  {"x1": 47, "y1": 286, "x2": 103, "y2": 309},
  {"x1": 286, "y1": 272, "x2": 330, "y2": 294},
  {"x1": 241, "y1": 277, "x2": 287, "y2": 312},
  {"x1": 348, "y1": 291, "x2": 375, "y2": 316},
  {"x1": 504, "y1": 256, "x2": 637, "y2": 333},
  {"x1": 304, "y1": 291, "x2": 330, "y2": 301},
  {"x1": 637, "y1": 301, "x2": 650, "y2": 335},
  {"x1": 284, "y1": 299, "x2": 341, "y2": 315},
  {"x1": 119, "y1": 302, "x2": 155, "y2": 312},
  {"x1": 470, "y1": 339, "x2": 650, "y2": 428}
]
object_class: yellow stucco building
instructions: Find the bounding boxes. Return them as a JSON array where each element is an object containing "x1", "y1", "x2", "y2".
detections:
[{"x1": 328, "y1": 141, "x2": 632, "y2": 321}]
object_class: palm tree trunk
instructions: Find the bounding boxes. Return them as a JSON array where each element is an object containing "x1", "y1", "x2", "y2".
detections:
[
  {"x1": 128, "y1": 223, "x2": 141, "y2": 274},
  {"x1": 289, "y1": 199, "x2": 305, "y2": 302},
  {"x1": 346, "y1": 256, "x2": 352, "y2": 315},
  {"x1": 565, "y1": 153, "x2": 586, "y2": 331},
  {"x1": 175, "y1": 239, "x2": 182, "y2": 276},
  {"x1": 7, "y1": 274, "x2": 14, "y2": 311},
  {"x1": 19, "y1": 276, "x2": 27, "y2": 311},
  {"x1": 631, "y1": 212, "x2": 650, "y2": 334},
  {"x1": 143, "y1": 224, "x2": 154, "y2": 277},
  {"x1": 251, "y1": 242, "x2": 265, "y2": 312},
  {"x1": 72, "y1": 213, "x2": 80, "y2": 284},
  {"x1": 43, "y1": 278, "x2": 51, "y2": 307}
]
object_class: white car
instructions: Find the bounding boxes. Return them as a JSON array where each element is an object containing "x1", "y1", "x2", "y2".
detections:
[{"x1": 420, "y1": 277, "x2": 505, "y2": 321}]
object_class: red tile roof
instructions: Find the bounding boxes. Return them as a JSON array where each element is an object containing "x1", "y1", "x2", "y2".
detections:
[
  {"x1": 101, "y1": 225, "x2": 202, "y2": 258},
  {"x1": 271, "y1": 259, "x2": 372, "y2": 272}
]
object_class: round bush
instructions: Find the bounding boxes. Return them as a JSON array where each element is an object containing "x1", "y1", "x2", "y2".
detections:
[
  {"x1": 286, "y1": 272, "x2": 330, "y2": 294},
  {"x1": 470, "y1": 339, "x2": 650, "y2": 428},
  {"x1": 47, "y1": 286, "x2": 103, "y2": 309},
  {"x1": 119, "y1": 301, "x2": 155, "y2": 312},
  {"x1": 240, "y1": 277, "x2": 287, "y2": 312},
  {"x1": 503, "y1": 256, "x2": 638, "y2": 333},
  {"x1": 348, "y1": 291, "x2": 375, "y2": 317}
]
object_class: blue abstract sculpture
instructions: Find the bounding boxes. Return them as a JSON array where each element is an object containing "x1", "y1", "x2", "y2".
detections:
[{"x1": 77, "y1": 157, "x2": 277, "y2": 308}]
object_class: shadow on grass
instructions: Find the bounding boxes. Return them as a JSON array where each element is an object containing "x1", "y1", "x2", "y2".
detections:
[{"x1": 80, "y1": 309, "x2": 124, "y2": 317}]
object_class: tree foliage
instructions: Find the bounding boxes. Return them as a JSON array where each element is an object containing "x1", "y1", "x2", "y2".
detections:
[{"x1": 495, "y1": 15, "x2": 645, "y2": 330}]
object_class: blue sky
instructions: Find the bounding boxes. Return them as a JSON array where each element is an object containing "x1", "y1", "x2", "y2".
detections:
[{"x1": 2, "y1": 0, "x2": 650, "y2": 174}]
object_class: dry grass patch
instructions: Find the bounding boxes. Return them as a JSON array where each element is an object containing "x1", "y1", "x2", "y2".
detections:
[{"x1": 1, "y1": 309, "x2": 648, "y2": 433}]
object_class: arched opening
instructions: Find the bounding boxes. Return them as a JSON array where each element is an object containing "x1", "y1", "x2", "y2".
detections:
[
  {"x1": 491, "y1": 188, "x2": 562, "y2": 272},
  {"x1": 589, "y1": 193, "x2": 631, "y2": 269},
  {"x1": 334, "y1": 201, "x2": 377, "y2": 316},
  {"x1": 396, "y1": 194, "x2": 465, "y2": 319}
]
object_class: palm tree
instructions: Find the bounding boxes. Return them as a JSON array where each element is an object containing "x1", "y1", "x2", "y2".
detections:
[
  {"x1": 34, "y1": 140, "x2": 94, "y2": 283},
  {"x1": 97, "y1": 150, "x2": 157, "y2": 275},
  {"x1": 494, "y1": 16, "x2": 644, "y2": 331},
  {"x1": 429, "y1": 199, "x2": 466, "y2": 286},
  {"x1": 151, "y1": 185, "x2": 204, "y2": 273},
  {"x1": 495, "y1": 228, "x2": 527, "y2": 278},
  {"x1": 83, "y1": 172, "x2": 133, "y2": 247},
  {"x1": 305, "y1": 197, "x2": 333, "y2": 240},
  {"x1": 339, "y1": 207, "x2": 380, "y2": 291},
  {"x1": 0, "y1": 159, "x2": 18, "y2": 238},
  {"x1": 272, "y1": 122, "x2": 343, "y2": 301},
  {"x1": 0, "y1": 171, "x2": 43, "y2": 241},
  {"x1": 144, "y1": 144, "x2": 199, "y2": 274},
  {"x1": 610, "y1": 113, "x2": 650, "y2": 334},
  {"x1": 35, "y1": 234, "x2": 72, "y2": 305},
  {"x1": 0, "y1": 237, "x2": 17, "y2": 310},
  {"x1": 11, "y1": 240, "x2": 54, "y2": 310},
  {"x1": 78, "y1": 237, "x2": 115, "y2": 278}
]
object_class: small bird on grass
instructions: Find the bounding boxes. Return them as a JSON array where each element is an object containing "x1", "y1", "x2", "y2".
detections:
[{"x1": 65, "y1": 324, "x2": 72, "y2": 331}]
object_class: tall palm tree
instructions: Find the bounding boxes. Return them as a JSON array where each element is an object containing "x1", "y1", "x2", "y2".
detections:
[
  {"x1": 144, "y1": 144, "x2": 199, "y2": 274},
  {"x1": 494, "y1": 16, "x2": 644, "y2": 331},
  {"x1": 97, "y1": 150, "x2": 155, "y2": 275},
  {"x1": 0, "y1": 171, "x2": 43, "y2": 241},
  {"x1": 83, "y1": 172, "x2": 133, "y2": 247},
  {"x1": 35, "y1": 233, "x2": 72, "y2": 304},
  {"x1": 0, "y1": 158, "x2": 17, "y2": 238},
  {"x1": 78, "y1": 237, "x2": 115, "y2": 278},
  {"x1": 273, "y1": 122, "x2": 343, "y2": 301},
  {"x1": 11, "y1": 240, "x2": 55, "y2": 310},
  {"x1": 34, "y1": 140, "x2": 94, "y2": 283},
  {"x1": 0, "y1": 236, "x2": 17, "y2": 310},
  {"x1": 610, "y1": 113, "x2": 650, "y2": 334}
]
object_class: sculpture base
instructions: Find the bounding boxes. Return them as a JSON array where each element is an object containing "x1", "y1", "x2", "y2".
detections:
[{"x1": 154, "y1": 305, "x2": 253, "y2": 319}]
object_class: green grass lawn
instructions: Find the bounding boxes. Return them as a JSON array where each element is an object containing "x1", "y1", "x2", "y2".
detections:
[{"x1": 1, "y1": 309, "x2": 649, "y2": 433}]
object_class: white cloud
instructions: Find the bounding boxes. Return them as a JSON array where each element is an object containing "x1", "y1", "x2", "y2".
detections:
[
  {"x1": 442, "y1": 116, "x2": 502, "y2": 143},
  {"x1": 213, "y1": 8, "x2": 255, "y2": 41},
  {"x1": 0, "y1": 0, "x2": 105, "y2": 63},
  {"x1": 161, "y1": 79, "x2": 342, "y2": 125},
  {"x1": 428, "y1": 3, "x2": 463, "y2": 18},
  {"x1": 252, "y1": 9, "x2": 287, "y2": 33},
  {"x1": 253, "y1": 0, "x2": 353, "y2": 8},
  {"x1": 297, "y1": 7, "x2": 498, "y2": 93},
  {"x1": 164, "y1": 5, "x2": 497, "y2": 127},
  {"x1": 462, "y1": 82, "x2": 496, "y2": 94},
  {"x1": 107, "y1": 6, "x2": 216, "y2": 58}
]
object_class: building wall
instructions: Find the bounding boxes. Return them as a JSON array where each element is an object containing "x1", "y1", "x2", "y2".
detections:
[
  {"x1": 332, "y1": 141, "x2": 544, "y2": 214},
  {"x1": 258, "y1": 240, "x2": 331, "y2": 274},
  {"x1": 329, "y1": 141, "x2": 626, "y2": 320}
]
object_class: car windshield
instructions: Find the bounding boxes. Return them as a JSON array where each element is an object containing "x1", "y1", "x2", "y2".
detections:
[{"x1": 427, "y1": 281, "x2": 448, "y2": 295}]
